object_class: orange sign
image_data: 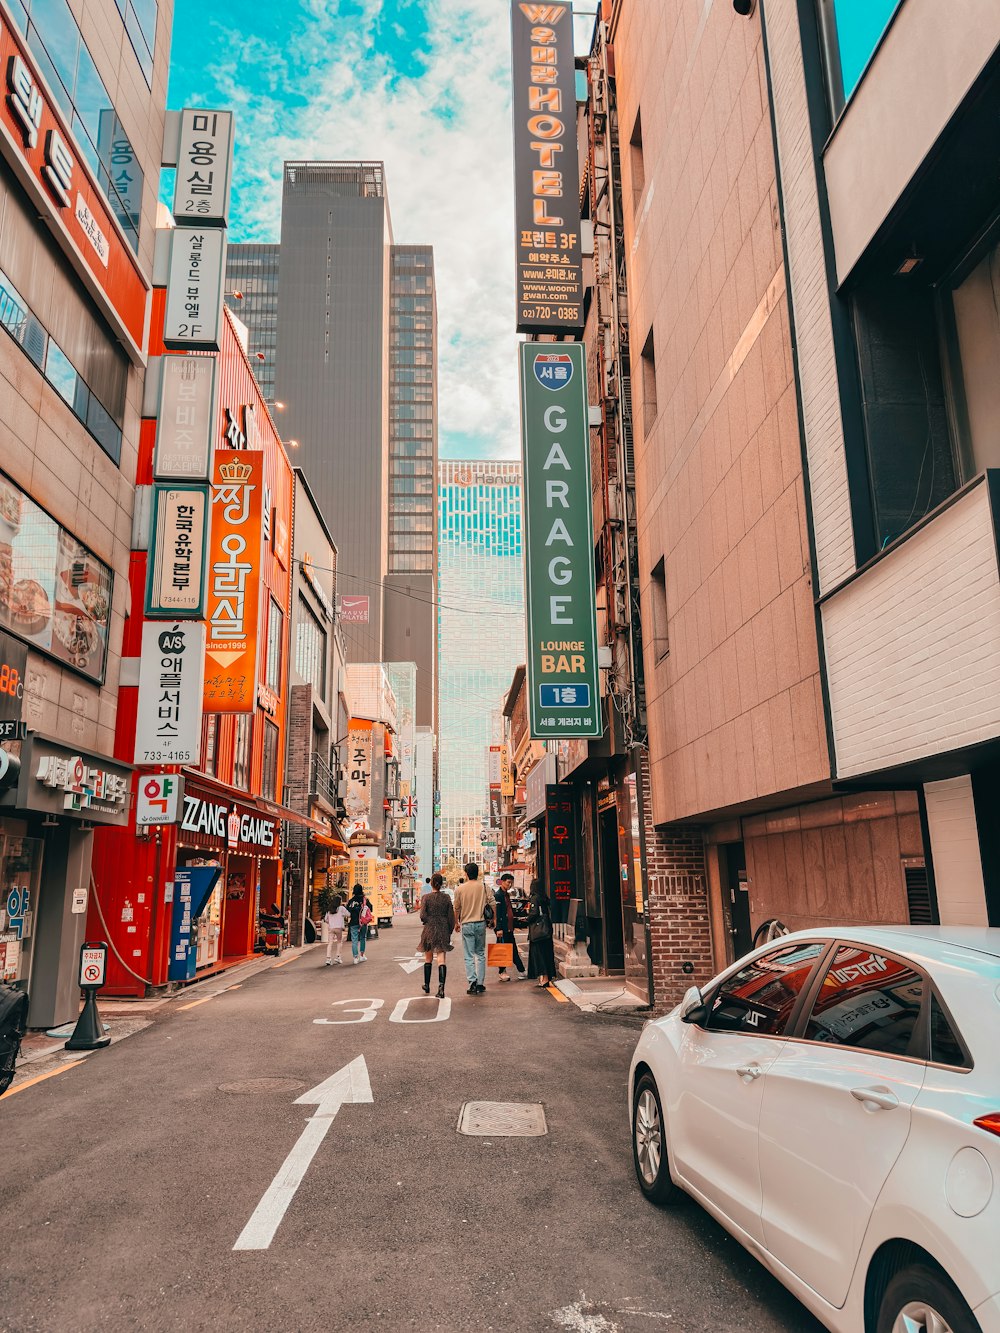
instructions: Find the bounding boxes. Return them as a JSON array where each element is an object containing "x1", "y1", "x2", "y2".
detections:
[
  {"x1": 0, "y1": 12, "x2": 149, "y2": 359},
  {"x1": 203, "y1": 451, "x2": 263, "y2": 712}
]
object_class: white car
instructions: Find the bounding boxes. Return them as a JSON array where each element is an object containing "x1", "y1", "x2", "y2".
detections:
[{"x1": 628, "y1": 926, "x2": 1000, "y2": 1333}]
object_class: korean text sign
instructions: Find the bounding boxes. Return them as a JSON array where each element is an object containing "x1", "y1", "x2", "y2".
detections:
[
  {"x1": 172, "y1": 109, "x2": 234, "y2": 226},
  {"x1": 163, "y1": 227, "x2": 227, "y2": 351},
  {"x1": 344, "y1": 720, "x2": 373, "y2": 827},
  {"x1": 203, "y1": 451, "x2": 263, "y2": 713},
  {"x1": 510, "y1": 1, "x2": 584, "y2": 335},
  {"x1": 519, "y1": 343, "x2": 601, "y2": 739},
  {"x1": 146, "y1": 485, "x2": 209, "y2": 617},
  {"x1": 134, "y1": 621, "x2": 206, "y2": 765}
]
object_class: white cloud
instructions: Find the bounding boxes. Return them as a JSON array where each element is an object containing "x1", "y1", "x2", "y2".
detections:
[{"x1": 204, "y1": 0, "x2": 580, "y2": 460}]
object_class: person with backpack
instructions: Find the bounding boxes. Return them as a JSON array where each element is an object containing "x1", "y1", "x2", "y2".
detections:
[
  {"x1": 346, "y1": 884, "x2": 371, "y2": 964},
  {"x1": 525, "y1": 880, "x2": 556, "y2": 989}
]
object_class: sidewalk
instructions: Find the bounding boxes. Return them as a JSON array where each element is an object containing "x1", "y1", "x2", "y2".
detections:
[
  {"x1": 553, "y1": 975, "x2": 650, "y2": 1015},
  {"x1": 2, "y1": 943, "x2": 317, "y2": 1099}
]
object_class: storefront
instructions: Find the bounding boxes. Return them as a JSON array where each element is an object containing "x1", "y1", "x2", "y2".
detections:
[{"x1": 0, "y1": 734, "x2": 131, "y2": 1026}]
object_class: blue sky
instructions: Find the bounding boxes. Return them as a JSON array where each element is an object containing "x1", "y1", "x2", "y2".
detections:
[{"x1": 165, "y1": 0, "x2": 595, "y2": 461}]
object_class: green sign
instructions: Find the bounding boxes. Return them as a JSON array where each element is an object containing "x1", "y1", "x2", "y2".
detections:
[{"x1": 519, "y1": 342, "x2": 602, "y2": 740}]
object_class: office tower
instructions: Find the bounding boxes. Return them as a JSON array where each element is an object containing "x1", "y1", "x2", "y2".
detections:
[
  {"x1": 384, "y1": 246, "x2": 438, "y2": 729},
  {"x1": 437, "y1": 461, "x2": 525, "y2": 869},
  {"x1": 224, "y1": 244, "x2": 280, "y2": 401}
]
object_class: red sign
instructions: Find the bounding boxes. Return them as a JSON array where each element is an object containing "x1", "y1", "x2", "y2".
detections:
[
  {"x1": 0, "y1": 13, "x2": 149, "y2": 359},
  {"x1": 340, "y1": 595, "x2": 370, "y2": 623},
  {"x1": 545, "y1": 787, "x2": 577, "y2": 901}
]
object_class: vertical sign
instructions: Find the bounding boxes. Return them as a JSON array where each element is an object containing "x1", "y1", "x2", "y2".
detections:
[
  {"x1": 203, "y1": 451, "x2": 263, "y2": 713},
  {"x1": 172, "y1": 109, "x2": 235, "y2": 225},
  {"x1": 510, "y1": 0, "x2": 584, "y2": 335},
  {"x1": 154, "y1": 356, "x2": 216, "y2": 480},
  {"x1": 344, "y1": 721, "x2": 373, "y2": 829},
  {"x1": 500, "y1": 742, "x2": 514, "y2": 797},
  {"x1": 163, "y1": 227, "x2": 227, "y2": 351},
  {"x1": 134, "y1": 621, "x2": 206, "y2": 764},
  {"x1": 519, "y1": 342, "x2": 601, "y2": 739},
  {"x1": 0, "y1": 631, "x2": 27, "y2": 732},
  {"x1": 146, "y1": 485, "x2": 209, "y2": 617},
  {"x1": 545, "y1": 785, "x2": 577, "y2": 915}
]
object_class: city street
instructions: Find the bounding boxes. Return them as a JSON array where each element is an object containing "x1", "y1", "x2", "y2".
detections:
[{"x1": 1, "y1": 916, "x2": 821, "y2": 1333}]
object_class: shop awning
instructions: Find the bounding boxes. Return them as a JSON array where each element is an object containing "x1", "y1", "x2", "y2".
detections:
[
  {"x1": 312, "y1": 831, "x2": 347, "y2": 853},
  {"x1": 255, "y1": 797, "x2": 342, "y2": 842}
]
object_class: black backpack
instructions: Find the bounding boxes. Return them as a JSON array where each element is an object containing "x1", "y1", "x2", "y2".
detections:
[{"x1": 0, "y1": 984, "x2": 29, "y2": 1095}]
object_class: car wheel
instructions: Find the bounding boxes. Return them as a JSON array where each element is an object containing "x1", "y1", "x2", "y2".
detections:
[
  {"x1": 631, "y1": 1073, "x2": 678, "y2": 1205},
  {"x1": 877, "y1": 1264, "x2": 979, "y2": 1333}
]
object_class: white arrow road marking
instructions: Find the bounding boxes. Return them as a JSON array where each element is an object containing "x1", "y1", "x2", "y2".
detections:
[
  {"x1": 394, "y1": 956, "x2": 424, "y2": 974},
  {"x1": 233, "y1": 1056, "x2": 373, "y2": 1251}
]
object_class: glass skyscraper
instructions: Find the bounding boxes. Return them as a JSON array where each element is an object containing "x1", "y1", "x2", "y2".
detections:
[
  {"x1": 224, "y1": 244, "x2": 280, "y2": 402},
  {"x1": 437, "y1": 461, "x2": 525, "y2": 870}
]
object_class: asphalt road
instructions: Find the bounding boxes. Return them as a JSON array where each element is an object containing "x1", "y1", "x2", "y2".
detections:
[{"x1": 1, "y1": 915, "x2": 824, "y2": 1333}]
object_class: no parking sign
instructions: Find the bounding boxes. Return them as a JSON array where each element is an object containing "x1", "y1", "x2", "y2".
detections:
[{"x1": 79, "y1": 942, "x2": 108, "y2": 989}]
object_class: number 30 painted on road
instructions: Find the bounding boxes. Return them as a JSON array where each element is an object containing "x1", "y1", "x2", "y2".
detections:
[{"x1": 313, "y1": 996, "x2": 450, "y2": 1025}]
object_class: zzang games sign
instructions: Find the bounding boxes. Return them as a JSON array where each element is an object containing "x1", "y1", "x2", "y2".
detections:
[
  {"x1": 510, "y1": 1, "x2": 584, "y2": 335},
  {"x1": 519, "y1": 343, "x2": 601, "y2": 740}
]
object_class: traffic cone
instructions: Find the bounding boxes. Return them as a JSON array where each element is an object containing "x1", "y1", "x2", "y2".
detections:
[{"x1": 65, "y1": 990, "x2": 111, "y2": 1051}]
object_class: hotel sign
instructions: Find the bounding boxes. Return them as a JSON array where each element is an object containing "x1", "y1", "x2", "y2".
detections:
[
  {"x1": 163, "y1": 227, "x2": 227, "y2": 351},
  {"x1": 510, "y1": 1, "x2": 584, "y2": 334},
  {"x1": 203, "y1": 451, "x2": 263, "y2": 713},
  {"x1": 519, "y1": 342, "x2": 601, "y2": 739}
]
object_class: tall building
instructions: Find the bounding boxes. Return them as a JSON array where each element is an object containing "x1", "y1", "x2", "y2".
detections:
[
  {"x1": 437, "y1": 461, "x2": 524, "y2": 869},
  {"x1": 0, "y1": 0, "x2": 171, "y2": 1025},
  {"x1": 224, "y1": 244, "x2": 280, "y2": 402},
  {"x1": 384, "y1": 246, "x2": 438, "y2": 730},
  {"x1": 229, "y1": 163, "x2": 438, "y2": 728}
]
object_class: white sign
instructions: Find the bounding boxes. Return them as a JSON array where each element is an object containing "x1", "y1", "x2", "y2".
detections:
[
  {"x1": 233, "y1": 1057, "x2": 373, "y2": 1251},
  {"x1": 154, "y1": 356, "x2": 216, "y2": 480},
  {"x1": 74, "y1": 194, "x2": 109, "y2": 266},
  {"x1": 79, "y1": 945, "x2": 106, "y2": 988},
  {"x1": 35, "y1": 753, "x2": 129, "y2": 813},
  {"x1": 146, "y1": 485, "x2": 208, "y2": 615},
  {"x1": 163, "y1": 227, "x2": 227, "y2": 351},
  {"x1": 135, "y1": 773, "x2": 184, "y2": 826},
  {"x1": 71, "y1": 886, "x2": 88, "y2": 914},
  {"x1": 172, "y1": 109, "x2": 234, "y2": 226},
  {"x1": 134, "y1": 621, "x2": 206, "y2": 765}
]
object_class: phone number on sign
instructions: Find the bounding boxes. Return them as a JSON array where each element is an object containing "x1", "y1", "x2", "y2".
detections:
[
  {"x1": 539, "y1": 717, "x2": 593, "y2": 728},
  {"x1": 139, "y1": 750, "x2": 194, "y2": 763}
]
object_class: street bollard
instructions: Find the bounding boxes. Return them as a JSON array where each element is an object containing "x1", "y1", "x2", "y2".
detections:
[{"x1": 65, "y1": 941, "x2": 112, "y2": 1051}]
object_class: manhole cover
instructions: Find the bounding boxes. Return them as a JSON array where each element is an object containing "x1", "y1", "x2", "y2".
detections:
[
  {"x1": 218, "y1": 1077, "x2": 304, "y2": 1095},
  {"x1": 457, "y1": 1101, "x2": 547, "y2": 1137}
]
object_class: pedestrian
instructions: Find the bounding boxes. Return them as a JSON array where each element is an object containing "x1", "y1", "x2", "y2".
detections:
[
  {"x1": 452, "y1": 862, "x2": 493, "y2": 995},
  {"x1": 493, "y1": 873, "x2": 526, "y2": 981},
  {"x1": 418, "y1": 871, "x2": 455, "y2": 998},
  {"x1": 346, "y1": 884, "x2": 370, "y2": 964},
  {"x1": 526, "y1": 880, "x2": 556, "y2": 989},
  {"x1": 324, "y1": 893, "x2": 348, "y2": 966}
]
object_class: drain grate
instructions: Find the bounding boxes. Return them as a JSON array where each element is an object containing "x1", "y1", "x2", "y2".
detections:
[
  {"x1": 457, "y1": 1101, "x2": 547, "y2": 1137},
  {"x1": 218, "y1": 1077, "x2": 304, "y2": 1095}
]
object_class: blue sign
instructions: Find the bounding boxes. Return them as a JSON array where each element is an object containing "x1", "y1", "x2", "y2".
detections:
[
  {"x1": 540, "y1": 684, "x2": 591, "y2": 709},
  {"x1": 168, "y1": 866, "x2": 221, "y2": 981},
  {"x1": 532, "y1": 352, "x2": 574, "y2": 390}
]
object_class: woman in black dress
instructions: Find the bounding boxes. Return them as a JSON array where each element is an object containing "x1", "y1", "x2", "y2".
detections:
[
  {"x1": 418, "y1": 872, "x2": 455, "y2": 998},
  {"x1": 525, "y1": 881, "x2": 556, "y2": 989}
]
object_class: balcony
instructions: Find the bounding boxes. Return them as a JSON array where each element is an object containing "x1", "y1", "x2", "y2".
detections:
[{"x1": 310, "y1": 751, "x2": 337, "y2": 809}]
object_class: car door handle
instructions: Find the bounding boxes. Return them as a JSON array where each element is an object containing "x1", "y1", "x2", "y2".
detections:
[
  {"x1": 850, "y1": 1086, "x2": 899, "y2": 1111},
  {"x1": 736, "y1": 1063, "x2": 763, "y2": 1081}
]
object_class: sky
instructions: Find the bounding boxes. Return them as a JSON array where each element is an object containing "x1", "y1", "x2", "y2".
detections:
[{"x1": 165, "y1": 0, "x2": 595, "y2": 461}]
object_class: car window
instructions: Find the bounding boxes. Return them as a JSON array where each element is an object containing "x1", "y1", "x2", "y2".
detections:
[
  {"x1": 703, "y1": 942, "x2": 827, "y2": 1036},
  {"x1": 803, "y1": 945, "x2": 924, "y2": 1057},
  {"x1": 929, "y1": 993, "x2": 969, "y2": 1068}
]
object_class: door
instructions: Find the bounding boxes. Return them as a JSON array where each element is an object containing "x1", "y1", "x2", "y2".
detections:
[
  {"x1": 721, "y1": 842, "x2": 752, "y2": 958},
  {"x1": 671, "y1": 940, "x2": 828, "y2": 1242},
  {"x1": 599, "y1": 806, "x2": 624, "y2": 971},
  {"x1": 758, "y1": 943, "x2": 928, "y2": 1307}
]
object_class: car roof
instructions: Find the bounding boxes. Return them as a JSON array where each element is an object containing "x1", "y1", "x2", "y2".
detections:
[{"x1": 779, "y1": 924, "x2": 1000, "y2": 962}]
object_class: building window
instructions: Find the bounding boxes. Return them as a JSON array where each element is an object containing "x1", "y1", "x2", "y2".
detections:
[
  {"x1": 640, "y1": 328, "x2": 657, "y2": 437},
  {"x1": 944, "y1": 233, "x2": 1000, "y2": 479},
  {"x1": 295, "y1": 598, "x2": 327, "y2": 699},
  {"x1": 649, "y1": 557, "x2": 669, "y2": 662},
  {"x1": 266, "y1": 598, "x2": 283, "y2": 693},
  {"x1": 816, "y1": 0, "x2": 904, "y2": 113},
  {"x1": 261, "y1": 719, "x2": 279, "y2": 801},
  {"x1": 629, "y1": 110, "x2": 645, "y2": 213},
  {"x1": 233, "y1": 714, "x2": 250, "y2": 791}
]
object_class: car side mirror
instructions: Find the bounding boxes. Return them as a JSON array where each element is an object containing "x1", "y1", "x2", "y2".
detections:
[{"x1": 679, "y1": 985, "x2": 707, "y2": 1025}]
